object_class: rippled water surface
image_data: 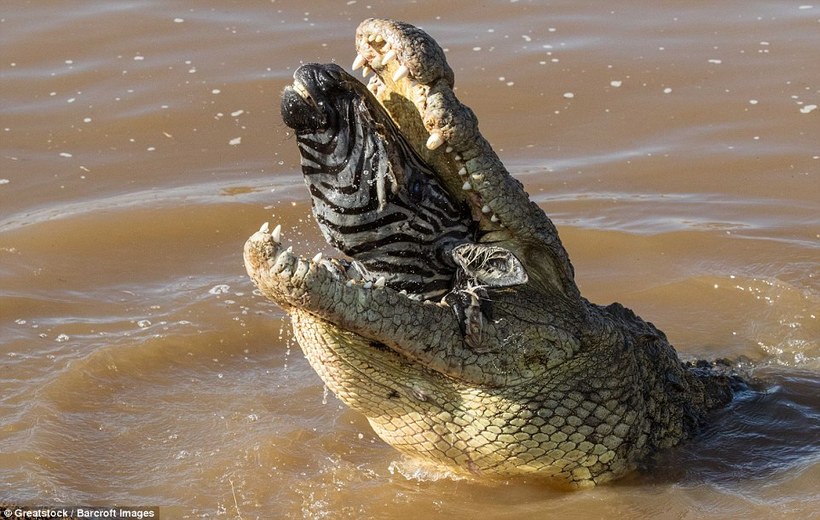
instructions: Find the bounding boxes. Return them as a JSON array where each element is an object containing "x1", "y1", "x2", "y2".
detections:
[{"x1": 1, "y1": 1, "x2": 818, "y2": 518}]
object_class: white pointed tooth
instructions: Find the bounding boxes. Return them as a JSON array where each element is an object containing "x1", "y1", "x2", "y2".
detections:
[
  {"x1": 399, "y1": 289, "x2": 408, "y2": 296},
  {"x1": 426, "y1": 132, "x2": 444, "y2": 150},
  {"x1": 363, "y1": 281, "x2": 373, "y2": 289},
  {"x1": 370, "y1": 55, "x2": 382, "y2": 68},
  {"x1": 362, "y1": 66, "x2": 371, "y2": 77},
  {"x1": 352, "y1": 54, "x2": 367, "y2": 71},
  {"x1": 445, "y1": 146, "x2": 453, "y2": 153},
  {"x1": 490, "y1": 214, "x2": 500, "y2": 223},
  {"x1": 259, "y1": 221, "x2": 270, "y2": 233},
  {"x1": 367, "y1": 34, "x2": 376, "y2": 42},
  {"x1": 271, "y1": 224, "x2": 282, "y2": 243},
  {"x1": 374, "y1": 276, "x2": 386, "y2": 288},
  {"x1": 346, "y1": 279, "x2": 355, "y2": 287},
  {"x1": 312, "y1": 252, "x2": 323, "y2": 263},
  {"x1": 458, "y1": 167, "x2": 467, "y2": 177},
  {"x1": 382, "y1": 49, "x2": 397, "y2": 64},
  {"x1": 482, "y1": 205, "x2": 492, "y2": 214},
  {"x1": 462, "y1": 180, "x2": 472, "y2": 191},
  {"x1": 374, "y1": 34, "x2": 384, "y2": 43},
  {"x1": 454, "y1": 154, "x2": 462, "y2": 161},
  {"x1": 392, "y1": 64, "x2": 409, "y2": 82}
]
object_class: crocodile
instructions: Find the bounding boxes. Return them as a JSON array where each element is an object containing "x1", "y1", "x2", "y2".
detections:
[{"x1": 244, "y1": 18, "x2": 741, "y2": 489}]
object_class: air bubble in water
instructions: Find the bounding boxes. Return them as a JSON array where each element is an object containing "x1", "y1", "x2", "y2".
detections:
[{"x1": 209, "y1": 284, "x2": 230, "y2": 295}]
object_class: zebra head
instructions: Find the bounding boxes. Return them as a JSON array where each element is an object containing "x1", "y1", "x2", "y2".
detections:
[{"x1": 281, "y1": 63, "x2": 474, "y2": 299}]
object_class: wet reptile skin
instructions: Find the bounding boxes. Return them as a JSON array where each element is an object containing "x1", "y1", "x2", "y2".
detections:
[{"x1": 244, "y1": 18, "x2": 741, "y2": 488}]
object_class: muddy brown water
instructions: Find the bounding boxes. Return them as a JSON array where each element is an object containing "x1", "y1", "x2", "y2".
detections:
[{"x1": 1, "y1": 1, "x2": 818, "y2": 518}]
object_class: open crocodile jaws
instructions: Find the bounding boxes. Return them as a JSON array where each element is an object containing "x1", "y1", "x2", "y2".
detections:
[{"x1": 244, "y1": 18, "x2": 738, "y2": 489}]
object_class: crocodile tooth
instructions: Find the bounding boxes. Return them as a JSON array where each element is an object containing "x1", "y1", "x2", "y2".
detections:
[
  {"x1": 490, "y1": 214, "x2": 500, "y2": 223},
  {"x1": 352, "y1": 54, "x2": 367, "y2": 70},
  {"x1": 362, "y1": 66, "x2": 371, "y2": 78},
  {"x1": 445, "y1": 146, "x2": 453, "y2": 153},
  {"x1": 399, "y1": 289, "x2": 408, "y2": 296},
  {"x1": 363, "y1": 281, "x2": 373, "y2": 289},
  {"x1": 370, "y1": 55, "x2": 382, "y2": 68},
  {"x1": 312, "y1": 252, "x2": 323, "y2": 263},
  {"x1": 367, "y1": 34, "x2": 376, "y2": 42},
  {"x1": 461, "y1": 180, "x2": 472, "y2": 191},
  {"x1": 271, "y1": 224, "x2": 282, "y2": 243},
  {"x1": 259, "y1": 221, "x2": 269, "y2": 233},
  {"x1": 374, "y1": 276, "x2": 386, "y2": 288},
  {"x1": 346, "y1": 279, "x2": 355, "y2": 287},
  {"x1": 458, "y1": 167, "x2": 467, "y2": 177},
  {"x1": 392, "y1": 64, "x2": 410, "y2": 82},
  {"x1": 382, "y1": 49, "x2": 397, "y2": 64},
  {"x1": 426, "y1": 132, "x2": 444, "y2": 150},
  {"x1": 482, "y1": 205, "x2": 492, "y2": 214},
  {"x1": 374, "y1": 34, "x2": 384, "y2": 43}
]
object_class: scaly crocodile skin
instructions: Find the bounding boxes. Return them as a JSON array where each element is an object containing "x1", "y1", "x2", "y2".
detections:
[{"x1": 245, "y1": 19, "x2": 740, "y2": 489}]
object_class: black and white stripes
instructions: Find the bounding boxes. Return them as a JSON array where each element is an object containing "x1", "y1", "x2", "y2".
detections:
[{"x1": 284, "y1": 64, "x2": 472, "y2": 299}]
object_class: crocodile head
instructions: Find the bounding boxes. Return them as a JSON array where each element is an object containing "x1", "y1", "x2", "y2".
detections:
[{"x1": 245, "y1": 18, "x2": 735, "y2": 488}]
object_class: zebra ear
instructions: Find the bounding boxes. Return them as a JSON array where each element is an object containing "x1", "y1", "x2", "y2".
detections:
[{"x1": 451, "y1": 243, "x2": 528, "y2": 287}]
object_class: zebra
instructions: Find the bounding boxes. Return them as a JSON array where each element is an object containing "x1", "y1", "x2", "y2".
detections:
[{"x1": 280, "y1": 63, "x2": 474, "y2": 300}]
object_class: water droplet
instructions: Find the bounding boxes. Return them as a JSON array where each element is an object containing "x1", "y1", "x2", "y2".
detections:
[{"x1": 209, "y1": 284, "x2": 230, "y2": 295}]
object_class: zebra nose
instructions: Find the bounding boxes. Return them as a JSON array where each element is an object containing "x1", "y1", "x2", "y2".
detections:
[
  {"x1": 282, "y1": 64, "x2": 351, "y2": 133},
  {"x1": 294, "y1": 63, "x2": 347, "y2": 97},
  {"x1": 280, "y1": 84, "x2": 327, "y2": 132}
]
